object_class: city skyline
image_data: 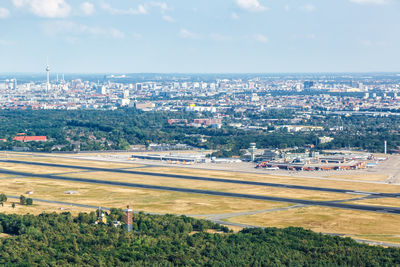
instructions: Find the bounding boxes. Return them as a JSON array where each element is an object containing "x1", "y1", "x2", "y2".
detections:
[{"x1": 0, "y1": 0, "x2": 399, "y2": 73}]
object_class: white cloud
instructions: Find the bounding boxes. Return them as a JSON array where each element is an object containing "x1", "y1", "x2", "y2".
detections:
[
  {"x1": 137, "y1": 4, "x2": 147, "y2": 14},
  {"x1": 100, "y1": 2, "x2": 173, "y2": 23},
  {"x1": 100, "y1": 2, "x2": 147, "y2": 15},
  {"x1": 80, "y1": 2, "x2": 94, "y2": 16},
  {"x1": 43, "y1": 21, "x2": 125, "y2": 39},
  {"x1": 151, "y1": 2, "x2": 173, "y2": 22},
  {"x1": 13, "y1": 0, "x2": 71, "y2": 18},
  {"x1": 162, "y1": 14, "x2": 174, "y2": 22},
  {"x1": 179, "y1": 28, "x2": 200, "y2": 39},
  {"x1": 150, "y1": 2, "x2": 170, "y2": 11},
  {"x1": 350, "y1": 0, "x2": 388, "y2": 4},
  {"x1": 231, "y1": 12, "x2": 239, "y2": 19},
  {"x1": 253, "y1": 34, "x2": 268, "y2": 44},
  {"x1": 235, "y1": 0, "x2": 268, "y2": 12},
  {"x1": 0, "y1": 7, "x2": 10, "y2": 19},
  {"x1": 300, "y1": 3, "x2": 316, "y2": 12}
]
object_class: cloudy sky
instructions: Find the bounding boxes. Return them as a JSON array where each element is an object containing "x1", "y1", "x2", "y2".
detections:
[{"x1": 0, "y1": 0, "x2": 399, "y2": 73}]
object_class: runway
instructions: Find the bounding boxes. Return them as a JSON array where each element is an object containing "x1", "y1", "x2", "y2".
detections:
[
  {"x1": 1, "y1": 159, "x2": 399, "y2": 198},
  {"x1": 1, "y1": 168, "x2": 400, "y2": 215}
]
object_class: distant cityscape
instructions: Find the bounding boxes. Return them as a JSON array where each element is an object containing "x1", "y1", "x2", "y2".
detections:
[{"x1": 1, "y1": 67, "x2": 400, "y2": 113}]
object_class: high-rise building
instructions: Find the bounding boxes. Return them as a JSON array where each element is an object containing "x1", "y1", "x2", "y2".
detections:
[
  {"x1": 124, "y1": 205, "x2": 133, "y2": 232},
  {"x1": 210, "y1": 83, "x2": 216, "y2": 90},
  {"x1": 100, "y1": 85, "x2": 107, "y2": 95},
  {"x1": 12, "y1": 78, "x2": 17, "y2": 90},
  {"x1": 123, "y1": 89, "x2": 129, "y2": 99},
  {"x1": 303, "y1": 81, "x2": 314, "y2": 90}
]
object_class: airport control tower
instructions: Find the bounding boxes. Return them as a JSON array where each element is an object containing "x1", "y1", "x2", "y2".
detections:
[
  {"x1": 248, "y1": 143, "x2": 257, "y2": 162},
  {"x1": 124, "y1": 205, "x2": 133, "y2": 232}
]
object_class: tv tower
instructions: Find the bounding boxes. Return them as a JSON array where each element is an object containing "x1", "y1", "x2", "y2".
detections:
[{"x1": 46, "y1": 58, "x2": 50, "y2": 91}]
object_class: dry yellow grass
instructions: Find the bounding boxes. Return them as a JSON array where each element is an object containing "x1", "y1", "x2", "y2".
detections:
[
  {"x1": 0, "y1": 162, "x2": 80, "y2": 174},
  {"x1": 0, "y1": 200, "x2": 90, "y2": 215},
  {"x1": 136, "y1": 167, "x2": 400, "y2": 193},
  {"x1": 323, "y1": 173, "x2": 388, "y2": 182},
  {"x1": 0, "y1": 178, "x2": 288, "y2": 215},
  {"x1": 55, "y1": 171, "x2": 353, "y2": 201},
  {"x1": 226, "y1": 206, "x2": 400, "y2": 244},
  {"x1": 0, "y1": 153, "x2": 142, "y2": 169},
  {"x1": 344, "y1": 198, "x2": 400, "y2": 208},
  {"x1": 2, "y1": 153, "x2": 399, "y2": 193}
]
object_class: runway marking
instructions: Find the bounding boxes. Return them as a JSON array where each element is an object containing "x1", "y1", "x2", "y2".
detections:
[
  {"x1": 1, "y1": 159, "x2": 399, "y2": 198},
  {"x1": 1, "y1": 168, "x2": 400, "y2": 215}
]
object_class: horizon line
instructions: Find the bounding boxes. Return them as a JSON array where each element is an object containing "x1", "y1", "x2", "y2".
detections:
[{"x1": 1, "y1": 71, "x2": 400, "y2": 75}]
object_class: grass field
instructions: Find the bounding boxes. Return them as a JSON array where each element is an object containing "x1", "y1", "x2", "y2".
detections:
[
  {"x1": 0, "y1": 178, "x2": 289, "y2": 215},
  {"x1": 226, "y1": 206, "x2": 400, "y2": 244},
  {"x1": 323, "y1": 173, "x2": 388, "y2": 182},
  {"x1": 56, "y1": 171, "x2": 353, "y2": 201},
  {"x1": 135, "y1": 167, "x2": 400, "y2": 193},
  {"x1": 0, "y1": 201, "x2": 90, "y2": 215},
  {"x1": 0, "y1": 162, "x2": 81, "y2": 174},
  {"x1": 0, "y1": 154, "x2": 143, "y2": 169},
  {"x1": 344, "y1": 198, "x2": 400, "y2": 208},
  {"x1": 1, "y1": 153, "x2": 400, "y2": 246}
]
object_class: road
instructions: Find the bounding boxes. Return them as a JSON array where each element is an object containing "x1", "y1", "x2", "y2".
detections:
[
  {"x1": 1, "y1": 159, "x2": 399, "y2": 198},
  {"x1": 194, "y1": 204, "x2": 309, "y2": 227},
  {"x1": 1, "y1": 168, "x2": 400, "y2": 215}
]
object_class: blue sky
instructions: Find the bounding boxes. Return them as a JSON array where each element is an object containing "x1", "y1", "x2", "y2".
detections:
[{"x1": 0, "y1": 0, "x2": 399, "y2": 73}]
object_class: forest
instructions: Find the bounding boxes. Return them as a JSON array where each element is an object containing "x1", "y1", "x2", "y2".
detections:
[
  {"x1": 0, "y1": 108, "x2": 398, "y2": 154},
  {"x1": 0, "y1": 211, "x2": 399, "y2": 266}
]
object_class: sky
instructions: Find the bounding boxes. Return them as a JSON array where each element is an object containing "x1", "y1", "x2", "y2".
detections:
[{"x1": 0, "y1": 0, "x2": 399, "y2": 73}]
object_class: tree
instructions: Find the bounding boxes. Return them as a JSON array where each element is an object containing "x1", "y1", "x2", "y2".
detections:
[
  {"x1": 26, "y1": 198, "x2": 33, "y2": 206},
  {"x1": 11, "y1": 203, "x2": 15, "y2": 209},
  {"x1": 0, "y1": 194, "x2": 7, "y2": 206},
  {"x1": 19, "y1": 195, "x2": 26, "y2": 205}
]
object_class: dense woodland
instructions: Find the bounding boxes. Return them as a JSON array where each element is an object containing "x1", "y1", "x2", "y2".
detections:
[
  {"x1": 0, "y1": 108, "x2": 399, "y2": 154},
  {"x1": 0, "y1": 211, "x2": 399, "y2": 266}
]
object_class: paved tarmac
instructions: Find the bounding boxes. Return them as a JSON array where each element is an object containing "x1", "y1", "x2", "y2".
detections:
[
  {"x1": 1, "y1": 168, "x2": 400, "y2": 215},
  {"x1": 1, "y1": 159, "x2": 399, "y2": 198}
]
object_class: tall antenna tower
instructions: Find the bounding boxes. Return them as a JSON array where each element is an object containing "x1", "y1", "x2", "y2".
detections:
[{"x1": 46, "y1": 57, "x2": 50, "y2": 91}]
